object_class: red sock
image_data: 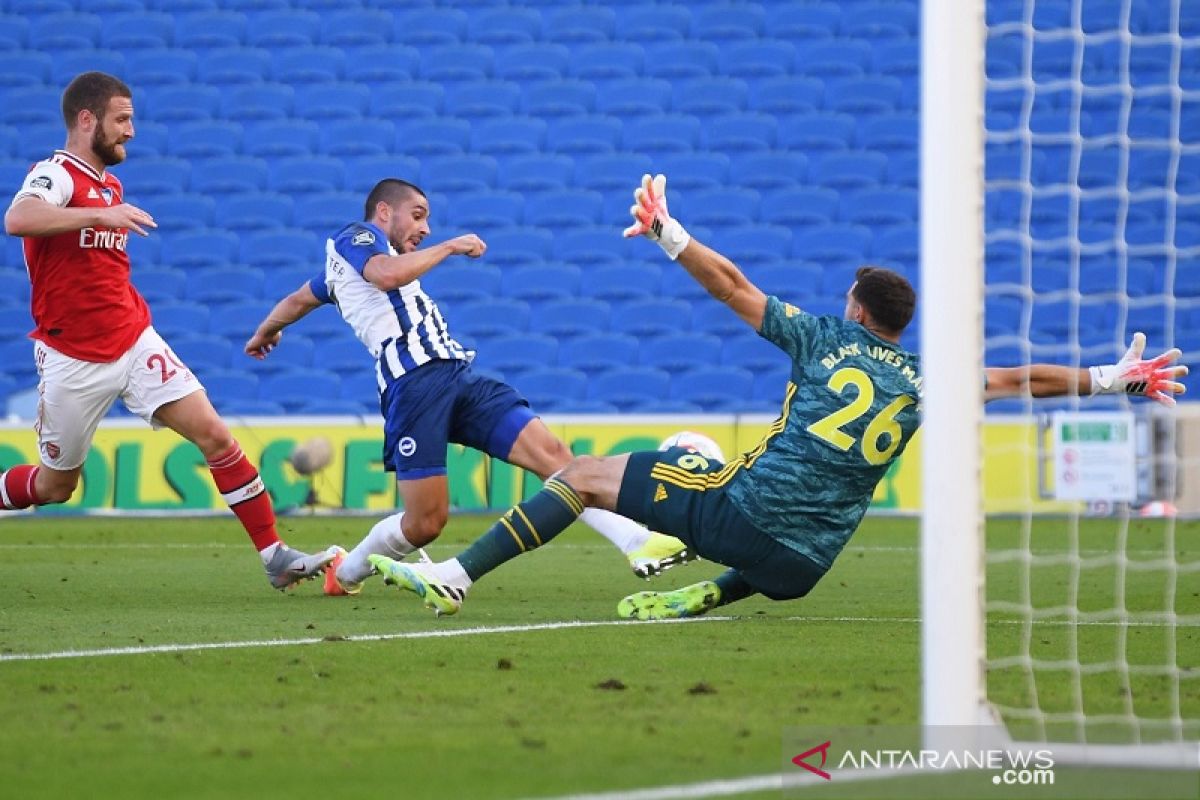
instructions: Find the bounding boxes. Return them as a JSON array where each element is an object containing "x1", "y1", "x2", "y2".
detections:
[
  {"x1": 207, "y1": 443, "x2": 280, "y2": 552},
  {"x1": 0, "y1": 465, "x2": 41, "y2": 509}
]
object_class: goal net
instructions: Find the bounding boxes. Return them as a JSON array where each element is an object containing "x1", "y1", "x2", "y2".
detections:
[{"x1": 922, "y1": 0, "x2": 1199, "y2": 772}]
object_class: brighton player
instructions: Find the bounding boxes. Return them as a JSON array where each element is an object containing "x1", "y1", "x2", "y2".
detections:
[
  {"x1": 244, "y1": 178, "x2": 693, "y2": 595},
  {"x1": 369, "y1": 174, "x2": 1189, "y2": 618},
  {"x1": 0, "y1": 73, "x2": 333, "y2": 590}
]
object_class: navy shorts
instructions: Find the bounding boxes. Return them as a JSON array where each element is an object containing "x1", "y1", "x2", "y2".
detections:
[
  {"x1": 616, "y1": 448, "x2": 827, "y2": 601},
  {"x1": 381, "y1": 359, "x2": 535, "y2": 478}
]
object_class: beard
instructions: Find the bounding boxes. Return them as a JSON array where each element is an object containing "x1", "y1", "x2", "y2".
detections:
[{"x1": 92, "y1": 126, "x2": 126, "y2": 166}]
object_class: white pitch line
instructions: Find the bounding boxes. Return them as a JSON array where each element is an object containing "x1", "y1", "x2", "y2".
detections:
[{"x1": 0, "y1": 616, "x2": 733, "y2": 663}]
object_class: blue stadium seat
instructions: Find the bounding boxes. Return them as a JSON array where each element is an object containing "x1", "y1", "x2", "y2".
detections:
[
  {"x1": 420, "y1": 44, "x2": 494, "y2": 84},
  {"x1": 657, "y1": 153, "x2": 730, "y2": 193},
  {"x1": 30, "y1": 12, "x2": 102, "y2": 51},
  {"x1": 0, "y1": 271, "x2": 30, "y2": 306},
  {"x1": 858, "y1": 114, "x2": 919, "y2": 151},
  {"x1": 546, "y1": 115, "x2": 622, "y2": 155},
  {"x1": 370, "y1": 81, "x2": 445, "y2": 120},
  {"x1": 342, "y1": 44, "x2": 420, "y2": 84},
  {"x1": 731, "y1": 152, "x2": 806, "y2": 193},
  {"x1": 318, "y1": 338, "x2": 373, "y2": 377},
  {"x1": 524, "y1": 190, "x2": 602, "y2": 228},
  {"x1": 246, "y1": 9, "x2": 320, "y2": 47},
  {"x1": 580, "y1": 263, "x2": 662, "y2": 304},
  {"x1": 500, "y1": 263, "x2": 580, "y2": 303},
  {"x1": 14, "y1": 123, "x2": 62, "y2": 163},
  {"x1": 207, "y1": 301, "x2": 272, "y2": 339},
  {"x1": 568, "y1": 42, "x2": 644, "y2": 81},
  {"x1": 587, "y1": 366, "x2": 671, "y2": 411},
  {"x1": 615, "y1": 4, "x2": 690, "y2": 42},
  {"x1": 521, "y1": 80, "x2": 596, "y2": 118},
  {"x1": 219, "y1": 399, "x2": 286, "y2": 416},
  {"x1": 150, "y1": 194, "x2": 216, "y2": 230},
  {"x1": 670, "y1": 366, "x2": 754, "y2": 411},
  {"x1": 702, "y1": 113, "x2": 778, "y2": 153},
  {"x1": 841, "y1": 188, "x2": 918, "y2": 227},
  {"x1": 444, "y1": 81, "x2": 520, "y2": 120},
  {"x1": 612, "y1": 298, "x2": 692, "y2": 338},
  {"x1": 190, "y1": 156, "x2": 269, "y2": 194},
  {"x1": 765, "y1": 3, "x2": 839, "y2": 41},
  {"x1": 467, "y1": 7, "x2": 541, "y2": 46},
  {"x1": 778, "y1": 112, "x2": 855, "y2": 151},
  {"x1": 422, "y1": 264, "x2": 502, "y2": 308},
  {"x1": 318, "y1": 119, "x2": 396, "y2": 158},
  {"x1": 201, "y1": 369, "x2": 257, "y2": 408},
  {"x1": 213, "y1": 192, "x2": 293, "y2": 233},
  {"x1": 422, "y1": 154, "x2": 498, "y2": 193},
  {"x1": 395, "y1": 118, "x2": 472, "y2": 157},
  {"x1": 719, "y1": 225, "x2": 793, "y2": 268},
  {"x1": 622, "y1": 113, "x2": 702, "y2": 157},
  {"x1": 0, "y1": 15, "x2": 30, "y2": 50},
  {"x1": 197, "y1": 47, "x2": 270, "y2": 87},
  {"x1": 144, "y1": 84, "x2": 221, "y2": 123},
  {"x1": 293, "y1": 192, "x2": 359, "y2": 237},
  {"x1": 573, "y1": 153, "x2": 654, "y2": 194},
  {"x1": 595, "y1": 78, "x2": 672, "y2": 119},
  {"x1": 219, "y1": 83, "x2": 294, "y2": 122},
  {"x1": 825, "y1": 76, "x2": 905, "y2": 115},
  {"x1": 245, "y1": 334, "x2": 315, "y2": 374},
  {"x1": 160, "y1": 230, "x2": 239, "y2": 269},
  {"x1": 133, "y1": 269, "x2": 188, "y2": 305},
  {"x1": 639, "y1": 332, "x2": 721, "y2": 373},
  {"x1": 558, "y1": 226, "x2": 632, "y2": 266},
  {"x1": 168, "y1": 120, "x2": 243, "y2": 160},
  {"x1": 449, "y1": 191, "x2": 524, "y2": 230},
  {"x1": 530, "y1": 298, "x2": 610, "y2": 339},
  {"x1": 873, "y1": 40, "x2": 918, "y2": 80},
  {"x1": 792, "y1": 224, "x2": 872, "y2": 266},
  {"x1": 265, "y1": 157, "x2": 343, "y2": 196},
  {"x1": 544, "y1": 5, "x2": 615, "y2": 44},
  {"x1": 843, "y1": 2, "x2": 918, "y2": 38},
  {"x1": 170, "y1": 333, "x2": 234, "y2": 372},
  {"x1": 0, "y1": 87, "x2": 64, "y2": 126},
  {"x1": 810, "y1": 151, "x2": 889, "y2": 190},
  {"x1": 643, "y1": 41, "x2": 720, "y2": 80},
  {"x1": 182, "y1": 265, "x2": 264, "y2": 305},
  {"x1": 259, "y1": 369, "x2": 341, "y2": 413},
  {"x1": 512, "y1": 367, "x2": 588, "y2": 409},
  {"x1": 392, "y1": 8, "x2": 468, "y2": 47},
  {"x1": 681, "y1": 188, "x2": 759, "y2": 228},
  {"x1": 454, "y1": 298, "x2": 531, "y2": 339},
  {"x1": 747, "y1": 76, "x2": 824, "y2": 116},
  {"x1": 497, "y1": 154, "x2": 573, "y2": 193},
  {"x1": 318, "y1": 8, "x2": 392, "y2": 47},
  {"x1": 341, "y1": 155, "x2": 423, "y2": 194},
  {"x1": 872, "y1": 226, "x2": 919, "y2": 271},
  {"x1": 494, "y1": 43, "x2": 571, "y2": 83},
  {"x1": 760, "y1": 187, "x2": 837, "y2": 227},
  {"x1": 470, "y1": 116, "x2": 547, "y2": 156},
  {"x1": 173, "y1": 11, "x2": 246, "y2": 50},
  {"x1": 49, "y1": 51, "x2": 127, "y2": 89},
  {"x1": 118, "y1": 158, "x2": 191, "y2": 198},
  {"x1": 722, "y1": 333, "x2": 786, "y2": 373},
  {"x1": 271, "y1": 46, "x2": 345, "y2": 83},
  {"x1": 720, "y1": 39, "x2": 796, "y2": 79},
  {"x1": 673, "y1": 77, "x2": 749, "y2": 117},
  {"x1": 243, "y1": 120, "x2": 321, "y2": 159},
  {"x1": 794, "y1": 40, "x2": 872, "y2": 78},
  {"x1": 558, "y1": 333, "x2": 639, "y2": 376},
  {"x1": 691, "y1": 3, "x2": 765, "y2": 42},
  {"x1": 294, "y1": 399, "x2": 373, "y2": 416},
  {"x1": 754, "y1": 262, "x2": 824, "y2": 301}
]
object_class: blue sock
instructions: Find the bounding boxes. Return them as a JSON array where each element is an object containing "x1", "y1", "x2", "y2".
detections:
[
  {"x1": 457, "y1": 477, "x2": 584, "y2": 581},
  {"x1": 713, "y1": 569, "x2": 757, "y2": 607}
]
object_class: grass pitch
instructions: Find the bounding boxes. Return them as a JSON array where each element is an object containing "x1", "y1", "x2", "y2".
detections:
[{"x1": 0, "y1": 514, "x2": 1195, "y2": 799}]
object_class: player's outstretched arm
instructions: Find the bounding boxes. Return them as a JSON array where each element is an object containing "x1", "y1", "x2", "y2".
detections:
[
  {"x1": 245, "y1": 282, "x2": 325, "y2": 360},
  {"x1": 623, "y1": 173, "x2": 767, "y2": 330},
  {"x1": 5, "y1": 196, "x2": 156, "y2": 237},
  {"x1": 362, "y1": 234, "x2": 486, "y2": 291},
  {"x1": 984, "y1": 333, "x2": 1188, "y2": 405}
]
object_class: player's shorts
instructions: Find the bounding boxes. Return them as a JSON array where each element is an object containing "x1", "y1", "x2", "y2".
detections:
[
  {"x1": 33, "y1": 326, "x2": 204, "y2": 470},
  {"x1": 380, "y1": 358, "x2": 534, "y2": 478},
  {"x1": 617, "y1": 448, "x2": 828, "y2": 601}
]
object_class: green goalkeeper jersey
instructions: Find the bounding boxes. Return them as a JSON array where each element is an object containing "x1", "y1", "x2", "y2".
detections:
[{"x1": 724, "y1": 296, "x2": 923, "y2": 569}]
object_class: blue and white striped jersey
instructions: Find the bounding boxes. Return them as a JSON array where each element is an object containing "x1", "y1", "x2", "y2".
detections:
[{"x1": 309, "y1": 221, "x2": 470, "y2": 389}]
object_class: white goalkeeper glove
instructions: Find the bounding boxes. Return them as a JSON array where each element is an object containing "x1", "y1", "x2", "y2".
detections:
[
  {"x1": 622, "y1": 173, "x2": 690, "y2": 260},
  {"x1": 1089, "y1": 332, "x2": 1189, "y2": 406}
]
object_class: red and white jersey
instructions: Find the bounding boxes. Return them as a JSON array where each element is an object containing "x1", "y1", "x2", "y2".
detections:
[{"x1": 10, "y1": 150, "x2": 150, "y2": 363}]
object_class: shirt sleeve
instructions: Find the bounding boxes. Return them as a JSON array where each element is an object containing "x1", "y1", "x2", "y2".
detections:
[
  {"x1": 332, "y1": 225, "x2": 390, "y2": 274},
  {"x1": 757, "y1": 295, "x2": 823, "y2": 362},
  {"x1": 10, "y1": 161, "x2": 73, "y2": 209},
  {"x1": 307, "y1": 272, "x2": 332, "y2": 304}
]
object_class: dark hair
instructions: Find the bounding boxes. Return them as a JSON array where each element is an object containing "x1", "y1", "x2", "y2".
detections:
[
  {"x1": 364, "y1": 178, "x2": 426, "y2": 220},
  {"x1": 852, "y1": 266, "x2": 916, "y2": 335},
  {"x1": 62, "y1": 72, "x2": 131, "y2": 129}
]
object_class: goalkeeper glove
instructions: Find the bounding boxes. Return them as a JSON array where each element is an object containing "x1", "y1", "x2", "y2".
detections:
[
  {"x1": 622, "y1": 173, "x2": 691, "y2": 260},
  {"x1": 1089, "y1": 332, "x2": 1189, "y2": 406}
]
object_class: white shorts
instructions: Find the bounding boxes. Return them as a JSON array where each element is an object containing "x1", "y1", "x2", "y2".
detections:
[{"x1": 33, "y1": 326, "x2": 205, "y2": 470}]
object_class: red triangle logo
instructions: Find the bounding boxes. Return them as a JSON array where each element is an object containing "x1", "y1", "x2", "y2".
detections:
[{"x1": 792, "y1": 740, "x2": 832, "y2": 781}]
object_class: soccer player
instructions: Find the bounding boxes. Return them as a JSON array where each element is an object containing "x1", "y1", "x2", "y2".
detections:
[
  {"x1": 1, "y1": 72, "x2": 332, "y2": 591},
  {"x1": 244, "y1": 178, "x2": 693, "y2": 596},
  {"x1": 368, "y1": 173, "x2": 1189, "y2": 618}
]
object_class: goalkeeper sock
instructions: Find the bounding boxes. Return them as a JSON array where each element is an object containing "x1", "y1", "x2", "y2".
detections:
[
  {"x1": 457, "y1": 477, "x2": 584, "y2": 581},
  {"x1": 207, "y1": 443, "x2": 279, "y2": 553},
  {"x1": 713, "y1": 569, "x2": 757, "y2": 607},
  {"x1": 0, "y1": 465, "x2": 41, "y2": 509},
  {"x1": 579, "y1": 508, "x2": 649, "y2": 555},
  {"x1": 340, "y1": 511, "x2": 414, "y2": 584}
]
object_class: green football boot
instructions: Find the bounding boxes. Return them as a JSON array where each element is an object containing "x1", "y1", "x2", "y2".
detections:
[
  {"x1": 369, "y1": 554, "x2": 464, "y2": 616},
  {"x1": 627, "y1": 532, "x2": 698, "y2": 579},
  {"x1": 617, "y1": 580, "x2": 722, "y2": 620}
]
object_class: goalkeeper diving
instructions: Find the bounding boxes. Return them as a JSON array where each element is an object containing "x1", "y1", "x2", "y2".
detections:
[{"x1": 368, "y1": 173, "x2": 1189, "y2": 619}]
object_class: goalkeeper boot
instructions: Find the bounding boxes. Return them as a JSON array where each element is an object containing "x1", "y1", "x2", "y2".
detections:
[
  {"x1": 627, "y1": 532, "x2": 697, "y2": 579},
  {"x1": 265, "y1": 544, "x2": 336, "y2": 591},
  {"x1": 617, "y1": 580, "x2": 721, "y2": 621},
  {"x1": 369, "y1": 554, "x2": 465, "y2": 617},
  {"x1": 322, "y1": 546, "x2": 363, "y2": 597}
]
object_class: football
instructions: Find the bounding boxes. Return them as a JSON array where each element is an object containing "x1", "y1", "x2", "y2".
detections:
[
  {"x1": 289, "y1": 436, "x2": 333, "y2": 475},
  {"x1": 658, "y1": 430, "x2": 726, "y2": 462}
]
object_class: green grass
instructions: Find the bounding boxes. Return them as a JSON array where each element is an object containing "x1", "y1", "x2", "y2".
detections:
[{"x1": 0, "y1": 515, "x2": 1195, "y2": 799}]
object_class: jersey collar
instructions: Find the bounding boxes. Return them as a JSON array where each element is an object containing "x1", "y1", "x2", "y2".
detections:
[{"x1": 56, "y1": 149, "x2": 105, "y2": 182}]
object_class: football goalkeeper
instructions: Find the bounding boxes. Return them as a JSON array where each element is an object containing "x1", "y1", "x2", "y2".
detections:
[{"x1": 369, "y1": 174, "x2": 1189, "y2": 619}]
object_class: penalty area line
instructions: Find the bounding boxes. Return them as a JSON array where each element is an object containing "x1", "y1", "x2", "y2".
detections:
[{"x1": 0, "y1": 616, "x2": 734, "y2": 663}]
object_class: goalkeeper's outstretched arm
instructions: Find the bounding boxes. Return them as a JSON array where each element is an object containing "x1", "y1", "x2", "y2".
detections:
[
  {"x1": 984, "y1": 333, "x2": 1189, "y2": 406},
  {"x1": 623, "y1": 173, "x2": 768, "y2": 330}
]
